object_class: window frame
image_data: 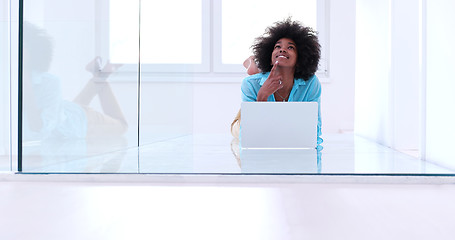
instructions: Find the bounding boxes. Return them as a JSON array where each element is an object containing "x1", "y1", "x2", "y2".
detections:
[
  {"x1": 212, "y1": 0, "x2": 329, "y2": 77},
  {"x1": 140, "y1": 0, "x2": 211, "y2": 73},
  {"x1": 98, "y1": 0, "x2": 329, "y2": 80}
]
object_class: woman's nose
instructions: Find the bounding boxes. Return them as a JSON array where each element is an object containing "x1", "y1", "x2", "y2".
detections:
[{"x1": 280, "y1": 49, "x2": 286, "y2": 53}]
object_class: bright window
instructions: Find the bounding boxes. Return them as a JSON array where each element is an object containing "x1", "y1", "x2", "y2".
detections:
[
  {"x1": 107, "y1": 0, "x2": 328, "y2": 75},
  {"x1": 220, "y1": 0, "x2": 317, "y2": 64},
  {"x1": 141, "y1": 0, "x2": 202, "y2": 64},
  {"x1": 109, "y1": 0, "x2": 140, "y2": 64}
]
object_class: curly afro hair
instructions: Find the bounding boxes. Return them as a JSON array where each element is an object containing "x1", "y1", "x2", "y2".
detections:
[{"x1": 252, "y1": 18, "x2": 320, "y2": 80}]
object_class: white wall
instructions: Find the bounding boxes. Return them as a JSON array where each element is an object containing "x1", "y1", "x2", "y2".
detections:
[
  {"x1": 390, "y1": 0, "x2": 421, "y2": 151},
  {"x1": 1, "y1": 0, "x2": 11, "y2": 171},
  {"x1": 355, "y1": 0, "x2": 455, "y2": 172},
  {"x1": 355, "y1": 0, "x2": 421, "y2": 151},
  {"x1": 425, "y1": 0, "x2": 455, "y2": 169},
  {"x1": 355, "y1": 0, "x2": 392, "y2": 145},
  {"x1": 321, "y1": 0, "x2": 356, "y2": 134}
]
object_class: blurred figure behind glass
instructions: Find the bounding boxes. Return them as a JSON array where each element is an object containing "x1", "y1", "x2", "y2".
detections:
[{"x1": 23, "y1": 22, "x2": 128, "y2": 142}]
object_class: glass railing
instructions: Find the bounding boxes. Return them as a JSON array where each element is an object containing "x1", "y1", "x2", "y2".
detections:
[
  {"x1": 20, "y1": 0, "x2": 141, "y2": 172},
  {"x1": 16, "y1": 0, "x2": 455, "y2": 175}
]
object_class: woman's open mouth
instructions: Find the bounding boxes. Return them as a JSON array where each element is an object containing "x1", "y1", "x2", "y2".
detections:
[{"x1": 276, "y1": 55, "x2": 289, "y2": 59}]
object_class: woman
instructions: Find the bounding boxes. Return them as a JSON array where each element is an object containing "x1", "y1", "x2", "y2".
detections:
[{"x1": 231, "y1": 18, "x2": 323, "y2": 144}]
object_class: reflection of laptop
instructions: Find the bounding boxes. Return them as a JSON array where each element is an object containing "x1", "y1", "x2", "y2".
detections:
[
  {"x1": 240, "y1": 102, "x2": 318, "y2": 149},
  {"x1": 240, "y1": 148, "x2": 318, "y2": 173}
]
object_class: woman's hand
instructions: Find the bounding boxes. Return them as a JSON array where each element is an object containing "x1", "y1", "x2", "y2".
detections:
[
  {"x1": 257, "y1": 61, "x2": 283, "y2": 101},
  {"x1": 86, "y1": 57, "x2": 123, "y2": 78}
]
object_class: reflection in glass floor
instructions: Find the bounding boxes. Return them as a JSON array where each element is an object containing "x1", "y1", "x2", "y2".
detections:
[{"x1": 20, "y1": 133, "x2": 455, "y2": 174}]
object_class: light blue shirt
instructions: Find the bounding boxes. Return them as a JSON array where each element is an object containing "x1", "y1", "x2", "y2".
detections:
[
  {"x1": 23, "y1": 72, "x2": 87, "y2": 141},
  {"x1": 241, "y1": 72, "x2": 323, "y2": 144}
]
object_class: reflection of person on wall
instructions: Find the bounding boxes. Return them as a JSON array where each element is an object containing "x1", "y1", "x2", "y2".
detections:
[
  {"x1": 23, "y1": 22, "x2": 127, "y2": 142},
  {"x1": 22, "y1": 22, "x2": 128, "y2": 172}
]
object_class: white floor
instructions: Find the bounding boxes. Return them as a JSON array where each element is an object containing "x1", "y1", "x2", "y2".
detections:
[
  {"x1": 1, "y1": 175, "x2": 455, "y2": 240},
  {"x1": 2, "y1": 133, "x2": 455, "y2": 240},
  {"x1": 16, "y1": 133, "x2": 455, "y2": 174}
]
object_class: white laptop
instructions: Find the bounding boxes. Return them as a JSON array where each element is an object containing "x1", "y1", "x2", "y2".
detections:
[{"x1": 240, "y1": 102, "x2": 318, "y2": 149}]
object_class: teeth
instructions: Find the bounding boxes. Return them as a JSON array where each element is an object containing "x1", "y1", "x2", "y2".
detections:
[{"x1": 278, "y1": 56, "x2": 287, "y2": 59}]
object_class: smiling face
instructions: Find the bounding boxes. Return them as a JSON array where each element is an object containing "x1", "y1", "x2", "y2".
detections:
[{"x1": 271, "y1": 38, "x2": 298, "y2": 67}]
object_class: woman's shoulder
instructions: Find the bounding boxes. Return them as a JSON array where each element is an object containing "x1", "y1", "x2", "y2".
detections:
[
  {"x1": 300, "y1": 74, "x2": 319, "y2": 82},
  {"x1": 294, "y1": 74, "x2": 320, "y2": 87},
  {"x1": 308, "y1": 75, "x2": 321, "y2": 87},
  {"x1": 303, "y1": 74, "x2": 321, "y2": 86},
  {"x1": 309, "y1": 74, "x2": 320, "y2": 82},
  {"x1": 243, "y1": 72, "x2": 269, "y2": 84}
]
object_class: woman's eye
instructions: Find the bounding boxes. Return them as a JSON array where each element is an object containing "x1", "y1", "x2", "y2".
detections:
[
  {"x1": 274, "y1": 45, "x2": 281, "y2": 49},
  {"x1": 288, "y1": 46, "x2": 294, "y2": 50}
]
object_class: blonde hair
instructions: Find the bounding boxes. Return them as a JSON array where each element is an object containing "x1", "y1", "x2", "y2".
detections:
[{"x1": 230, "y1": 110, "x2": 241, "y2": 139}]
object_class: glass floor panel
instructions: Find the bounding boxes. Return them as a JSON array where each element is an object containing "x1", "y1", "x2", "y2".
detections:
[{"x1": 20, "y1": 133, "x2": 455, "y2": 175}]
